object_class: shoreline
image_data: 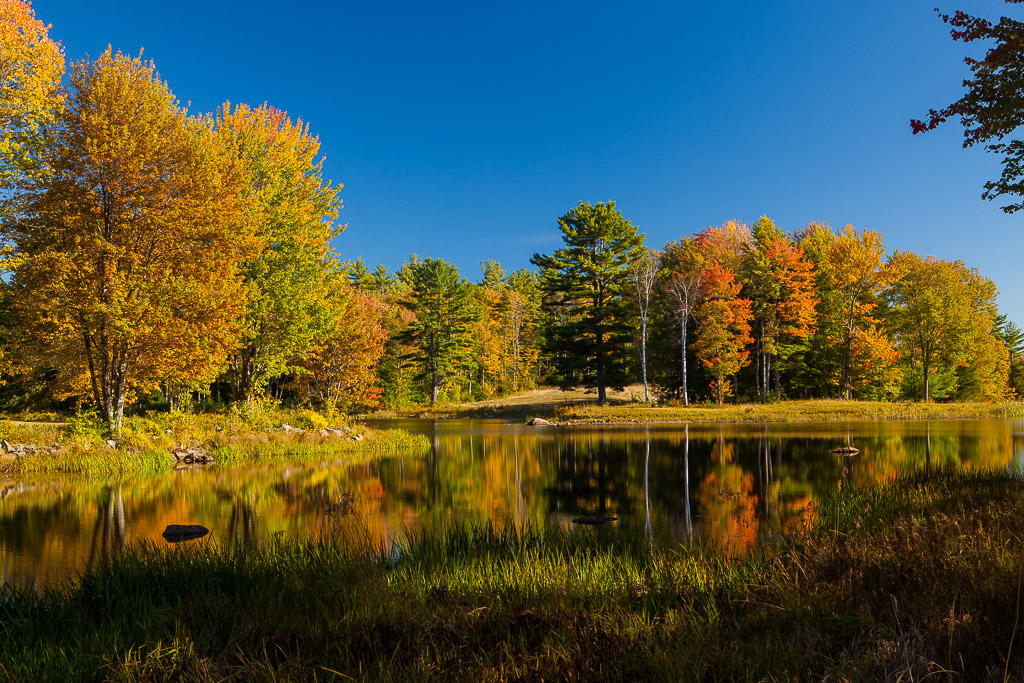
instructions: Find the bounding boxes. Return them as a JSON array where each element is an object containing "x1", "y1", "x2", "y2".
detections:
[{"x1": 382, "y1": 396, "x2": 1024, "y2": 426}]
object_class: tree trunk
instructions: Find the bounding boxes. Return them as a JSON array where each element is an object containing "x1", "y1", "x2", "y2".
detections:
[
  {"x1": 641, "y1": 314, "x2": 649, "y2": 403},
  {"x1": 923, "y1": 354, "x2": 930, "y2": 403},
  {"x1": 681, "y1": 318, "x2": 689, "y2": 406}
]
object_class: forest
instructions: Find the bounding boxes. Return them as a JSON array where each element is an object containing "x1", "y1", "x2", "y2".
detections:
[{"x1": 1, "y1": 1, "x2": 1021, "y2": 434}]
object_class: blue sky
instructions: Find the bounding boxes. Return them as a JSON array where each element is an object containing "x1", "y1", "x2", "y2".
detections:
[{"x1": 37, "y1": 0, "x2": 1024, "y2": 323}]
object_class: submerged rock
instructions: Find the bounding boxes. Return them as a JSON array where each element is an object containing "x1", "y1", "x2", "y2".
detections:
[
  {"x1": 162, "y1": 524, "x2": 209, "y2": 543},
  {"x1": 571, "y1": 516, "x2": 618, "y2": 525}
]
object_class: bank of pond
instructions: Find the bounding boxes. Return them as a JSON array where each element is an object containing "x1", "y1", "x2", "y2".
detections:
[{"x1": 1, "y1": 466, "x2": 1023, "y2": 680}]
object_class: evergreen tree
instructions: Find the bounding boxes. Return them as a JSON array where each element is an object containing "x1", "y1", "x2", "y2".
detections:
[
  {"x1": 398, "y1": 257, "x2": 478, "y2": 405},
  {"x1": 531, "y1": 201, "x2": 644, "y2": 404}
]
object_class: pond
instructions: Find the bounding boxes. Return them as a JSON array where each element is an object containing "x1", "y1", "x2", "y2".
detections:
[{"x1": 3, "y1": 417, "x2": 1024, "y2": 588}]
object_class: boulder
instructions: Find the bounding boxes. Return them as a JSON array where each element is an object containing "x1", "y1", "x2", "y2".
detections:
[
  {"x1": 527, "y1": 417, "x2": 553, "y2": 427},
  {"x1": 827, "y1": 446, "x2": 860, "y2": 455},
  {"x1": 162, "y1": 524, "x2": 209, "y2": 543},
  {"x1": 170, "y1": 445, "x2": 214, "y2": 464},
  {"x1": 0, "y1": 440, "x2": 13, "y2": 454}
]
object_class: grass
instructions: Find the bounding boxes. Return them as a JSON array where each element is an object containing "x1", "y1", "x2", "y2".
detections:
[
  {"x1": 555, "y1": 398, "x2": 1022, "y2": 424},
  {"x1": 3, "y1": 468, "x2": 1024, "y2": 680},
  {"x1": 0, "y1": 408, "x2": 430, "y2": 477},
  {"x1": 421, "y1": 390, "x2": 1024, "y2": 424}
]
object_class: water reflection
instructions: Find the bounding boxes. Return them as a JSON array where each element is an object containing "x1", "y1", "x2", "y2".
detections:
[{"x1": 2, "y1": 418, "x2": 1023, "y2": 587}]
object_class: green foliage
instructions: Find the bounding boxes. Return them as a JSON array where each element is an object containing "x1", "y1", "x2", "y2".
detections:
[
  {"x1": 398, "y1": 257, "x2": 479, "y2": 405},
  {"x1": 65, "y1": 407, "x2": 107, "y2": 439},
  {"x1": 216, "y1": 102, "x2": 344, "y2": 403}
]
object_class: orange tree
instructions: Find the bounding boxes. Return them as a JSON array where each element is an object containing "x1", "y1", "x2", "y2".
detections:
[
  {"x1": 693, "y1": 262, "x2": 753, "y2": 405},
  {"x1": 742, "y1": 216, "x2": 817, "y2": 402},
  {"x1": 4, "y1": 49, "x2": 250, "y2": 431}
]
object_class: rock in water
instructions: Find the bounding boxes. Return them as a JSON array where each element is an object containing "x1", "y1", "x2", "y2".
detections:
[
  {"x1": 527, "y1": 417, "x2": 553, "y2": 427},
  {"x1": 170, "y1": 446, "x2": 214, "y2": 464},
  {"x1": 571, "y1": 516, "x2": 617, "y2": 525},
  {"x1": 827, "y1": 446, "x2": 860, "y2": 455},
  {"x1": 162, "y1": 524, "x2": 209, "y2": 543}
]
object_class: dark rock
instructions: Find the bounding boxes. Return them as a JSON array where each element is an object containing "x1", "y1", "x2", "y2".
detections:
[
  {"x1": 827, "y1": 446, "x2": 860, "y2": 455},
  {"x1": 162, "y1": 524, "x2": 209, "y2": 543},
  {"x1": 0, "y1": 440, "x2": 13, "y2": 454},
  {"x1": 571, "y1": 516, "x2": 618, "y2": 525}
]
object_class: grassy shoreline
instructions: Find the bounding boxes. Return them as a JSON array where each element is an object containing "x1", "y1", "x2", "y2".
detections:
[
  {"x1": 2, "y1": 468, "x2": 1024, "y2": 679},
  {"x1": 401, "y1": 395, "x2": 1024, "y2": 425},
  {"x1": 0, "y1": 410, "x2": 430, "y2": 478}
]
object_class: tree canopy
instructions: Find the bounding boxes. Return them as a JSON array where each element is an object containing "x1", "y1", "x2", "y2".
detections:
[{"x1": 912, "y1": 1, "x2": 1024, "y2": 212}]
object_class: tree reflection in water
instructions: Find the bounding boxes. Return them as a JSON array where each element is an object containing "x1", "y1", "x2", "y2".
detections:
[{"x1": 2, "y1": 417, "x2": 1022, "y2": 587}]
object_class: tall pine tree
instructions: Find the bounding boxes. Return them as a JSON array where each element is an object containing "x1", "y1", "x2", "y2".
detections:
[{"x1": 531, "y1": 201, "x2": 644, "y2": 404}]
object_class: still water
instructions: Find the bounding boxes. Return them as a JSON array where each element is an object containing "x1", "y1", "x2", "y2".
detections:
[{"x1": 3, "y1": 418, "x2": 1024, "y2": 588}]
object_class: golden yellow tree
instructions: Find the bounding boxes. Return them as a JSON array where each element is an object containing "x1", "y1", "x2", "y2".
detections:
[
  {"x1": 0, "y1": 0, "x2": 64, "y2": 190},
  {"x1": 5, "y1": 49, "x2": 250, "y2": 431}
]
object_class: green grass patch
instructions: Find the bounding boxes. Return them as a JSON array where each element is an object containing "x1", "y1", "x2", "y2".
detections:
[{"x1": 3, "y1": 468, "x2": 1024, "y2": 679}]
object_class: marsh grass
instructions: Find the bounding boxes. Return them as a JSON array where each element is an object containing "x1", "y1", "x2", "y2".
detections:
[{"x1": 3, "y1": 468, "x2": 1024, "y2": 680}]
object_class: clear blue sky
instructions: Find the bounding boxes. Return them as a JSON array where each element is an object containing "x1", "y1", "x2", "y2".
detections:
[{"x1": 37, "y1": 0, "x2": 1024, "y2": 323}]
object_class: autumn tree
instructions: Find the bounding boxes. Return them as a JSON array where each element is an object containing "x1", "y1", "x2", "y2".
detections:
[
  {"x1": 805, "y1": 225, "x2": 899, "y2": 400},
  {"x1": 660, "y1": 237, "x2": 705, "y2": 405},
  {"x1": 216, "y1": 102, "x2": 343, "y2": 403},
  {"x1": 4, "y1": 49, "x2": 249, "y2": 431},
  {"x1": 531, "y1": 201, "x2": 644, "y2": 405},
  {"x1": 912, "y1": 1, "x2": 1024, "y2": 212},
  {"x1": 693, "y1": 262, "x2": 753, "y2": 405},
  {"x1": 398, "y1": 257, "x2": 479, "y2": 405},
  {"x1": 887, "y1": 252, "x2": 999, "y2": 401},
  {"x1": 290, "y1": 270, "x2": 386, "y2": 412},
  {"x1": 0, "y1": 0, "x2": 63, "y2": 193},
  {"x1": 741, "y1": 216, "x2": 817, "y2": 402}
]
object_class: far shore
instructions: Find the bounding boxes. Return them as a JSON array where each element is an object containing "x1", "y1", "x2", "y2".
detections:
[{"x1": 380, "y1": 386, "x2": 1024, "y2": 425}]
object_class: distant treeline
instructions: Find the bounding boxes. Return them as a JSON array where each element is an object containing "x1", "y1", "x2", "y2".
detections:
[
  {"x1": 0, "y1": 2, "x2": 1019, "y2": 431},
  {"x1": 352, "y1": 202, "x2": 1021, "y2": 409}
]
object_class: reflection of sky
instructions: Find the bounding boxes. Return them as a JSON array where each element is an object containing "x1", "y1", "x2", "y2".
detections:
[{"x1": 1, "y1": 417, "x2": 1019, "y2": 588}]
